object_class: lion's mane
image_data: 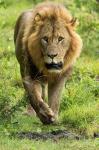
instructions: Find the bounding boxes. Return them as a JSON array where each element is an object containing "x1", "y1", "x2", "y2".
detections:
[{"x1": 23, "y1": 2, "x2": 82, "y2": 76}]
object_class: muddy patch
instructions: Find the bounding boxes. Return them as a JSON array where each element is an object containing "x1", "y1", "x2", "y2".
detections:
[
  {"x1": 17, "y1": 130, "x2": 81, "y2": 140},
  {"x1": 94, "y1": 133, "x2": 99, "y2": 138}
]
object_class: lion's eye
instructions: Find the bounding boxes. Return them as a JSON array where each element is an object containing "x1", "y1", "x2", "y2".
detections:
[
  {"x1": 42, "y1": 36, "x2": 48, "y2": 43},
  {"x1": 58, "y1": 36, "x2": 64, "y2": 42}
]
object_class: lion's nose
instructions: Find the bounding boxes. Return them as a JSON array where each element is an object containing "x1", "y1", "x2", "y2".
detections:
[{"x1": 47, "y1": 54, "x2": 58, "y2": 59}]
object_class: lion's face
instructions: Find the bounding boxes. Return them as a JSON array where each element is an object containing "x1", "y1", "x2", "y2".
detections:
[
  {"x1": 26, "y1": 4, "x2": 82, "y2": 75},
  {"x1": 40, "y1": 18, "x2": 71, "y2": 73}
]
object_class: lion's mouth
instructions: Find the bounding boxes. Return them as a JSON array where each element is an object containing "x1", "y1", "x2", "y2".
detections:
[{"x1": 45, "y1": 62, "x2": 63, "y2": 70}]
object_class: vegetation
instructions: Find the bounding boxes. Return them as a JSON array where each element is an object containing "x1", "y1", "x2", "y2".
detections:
[
  {"x1": 0, "y1": 0, "x2": 99, "y2": 149},
  {"x1": 0, "y1": 137, "x2": 99, "y2": 150}
]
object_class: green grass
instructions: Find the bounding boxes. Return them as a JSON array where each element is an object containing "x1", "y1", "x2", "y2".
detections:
[
  {"x1": 0, "y1": 0, "x2": 99, "y2": 149},
  {"x1": 0, "y1": 136, "x2": 99, "y2": 150}
]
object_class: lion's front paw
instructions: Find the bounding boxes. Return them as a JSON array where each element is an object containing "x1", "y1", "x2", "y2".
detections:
[{"x1": 37, "y1": 101, "x2": 55, "y2": 124}]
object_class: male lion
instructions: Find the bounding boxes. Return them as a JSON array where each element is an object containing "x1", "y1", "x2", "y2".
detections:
[{"x1": 14, "y1": 2, "x2": 82, "y2": 124}]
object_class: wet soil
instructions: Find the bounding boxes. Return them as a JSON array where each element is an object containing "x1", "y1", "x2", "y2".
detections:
[{"x1": 17, "y1": 130, "x2": 81, "y2": 140}]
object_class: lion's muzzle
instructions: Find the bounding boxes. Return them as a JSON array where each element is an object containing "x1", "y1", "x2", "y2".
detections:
[{"x1": 45, "y1": 62, "x2": 63, "y2": 70}]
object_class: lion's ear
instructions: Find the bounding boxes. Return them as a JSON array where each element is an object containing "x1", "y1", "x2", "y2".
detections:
[
  {"x1": 70, "y1": 18, "x2": 79, "y2": 28},
  {"x1": 34, "y1": 13, "x2": 42, "y2": 22}
]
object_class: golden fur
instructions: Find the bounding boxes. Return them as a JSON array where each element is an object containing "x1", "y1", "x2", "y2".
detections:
[
  {"x1": 23, "y1": 2, "x2": 82, "y2": 76},
  {"x1": 14, "y1": 2, "x2": 82, "y2": 124}
]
